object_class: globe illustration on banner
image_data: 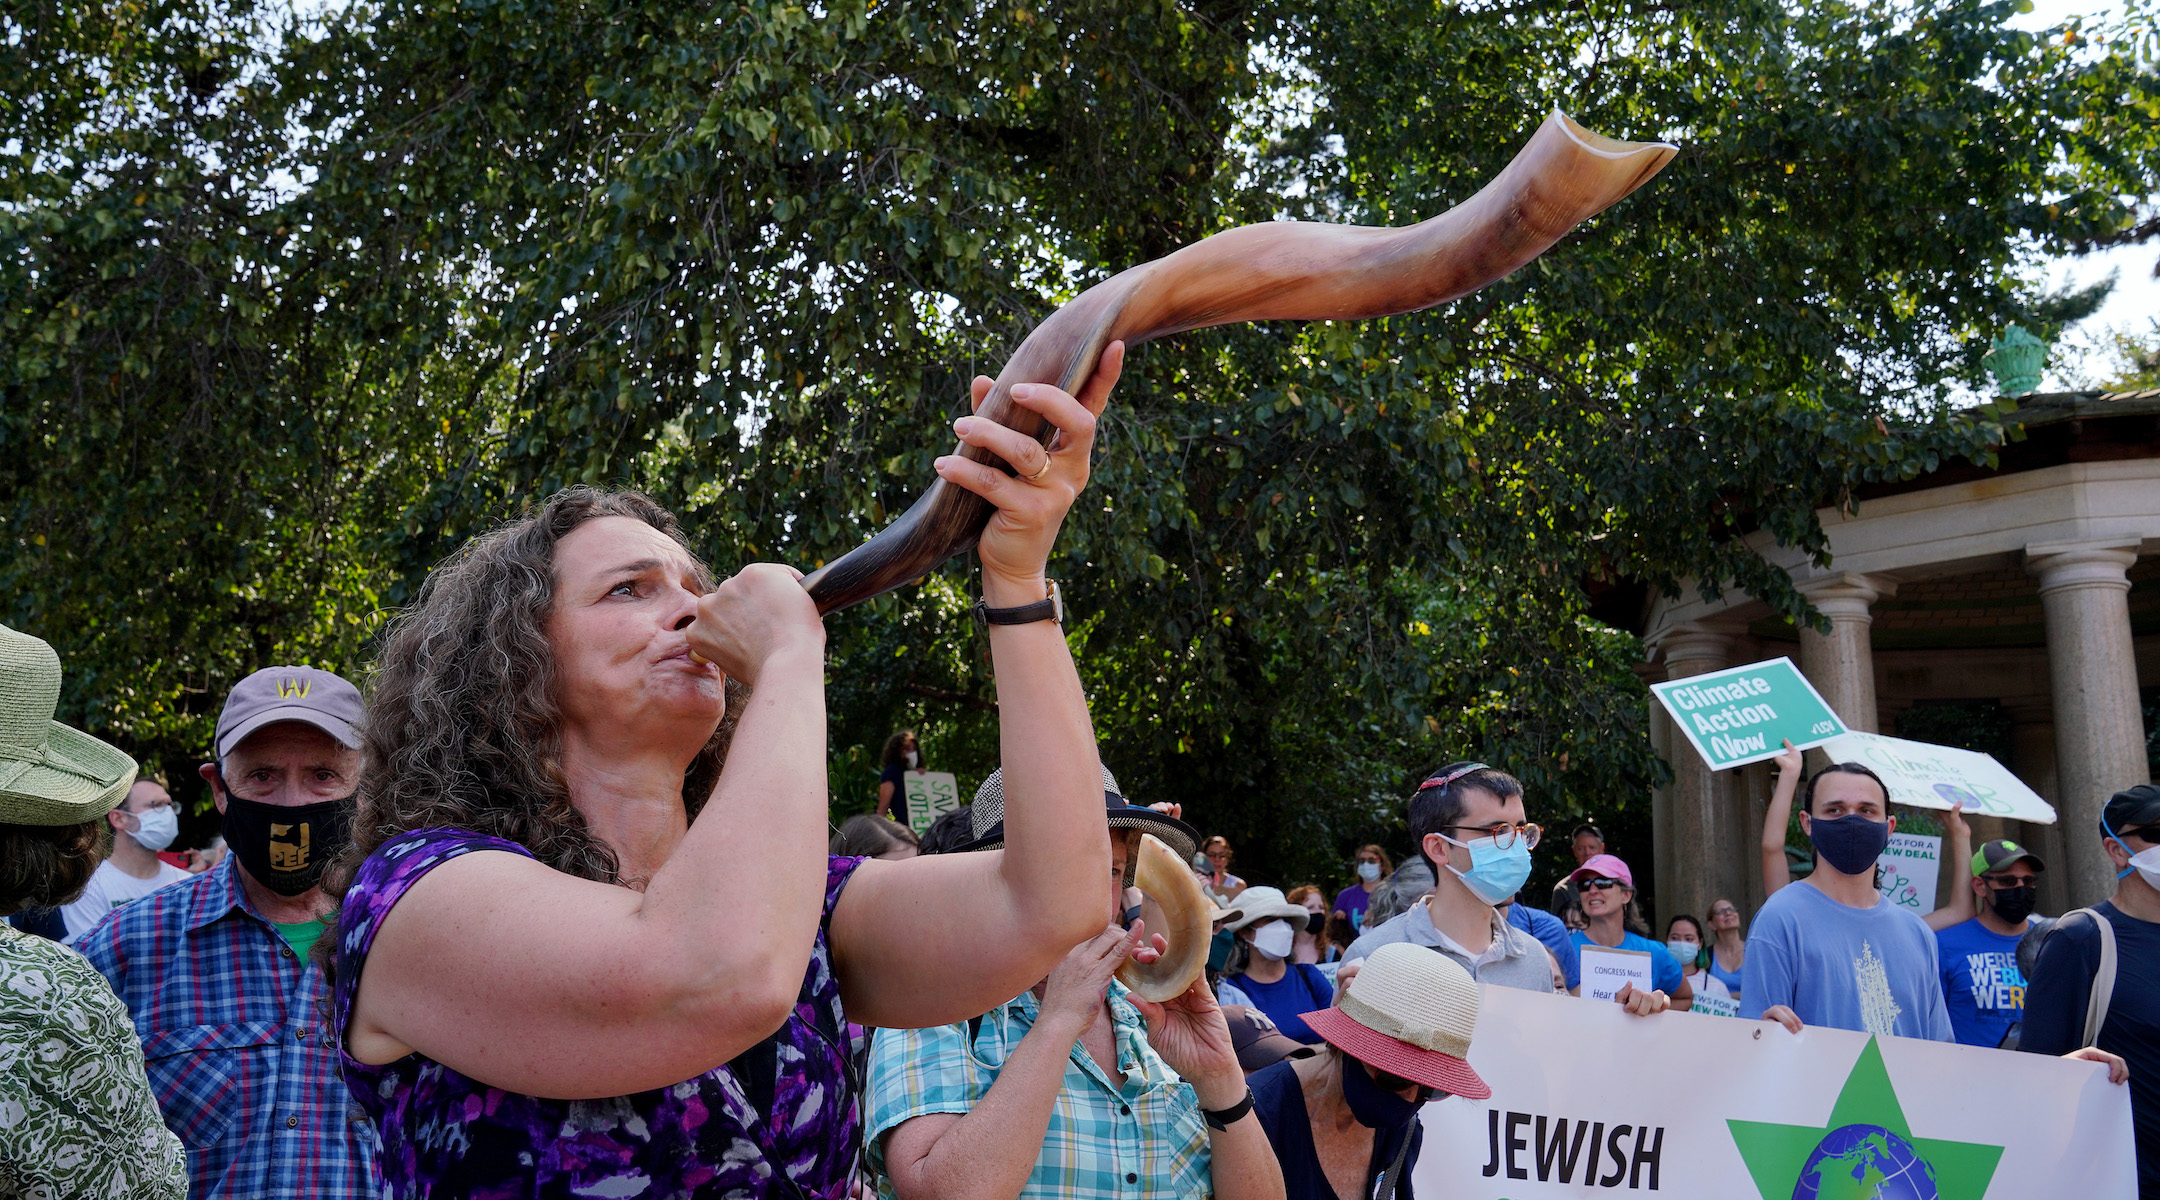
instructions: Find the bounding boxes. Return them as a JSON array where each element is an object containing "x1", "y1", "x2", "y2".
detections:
[{"x1": 1791, "y1": 1124, "x2": 1940, "y2": 1200}]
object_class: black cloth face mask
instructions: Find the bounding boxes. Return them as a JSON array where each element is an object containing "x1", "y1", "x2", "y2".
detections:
[
  {"x1": 221, "y1": 789, "x2": 352, "y2": 896},
  {"x1": 1340, "y1": 1055, "x2": 1431, "y2": 1130},
  {"x1": 1987, "y1": 882, "x2": 2038, "y2": 925}
]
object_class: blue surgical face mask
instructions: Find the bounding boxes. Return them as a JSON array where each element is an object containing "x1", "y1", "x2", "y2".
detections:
[
  {"x1": 1437, "y1": 832, "x2": 1533, "y2": 907},
  {"x1": 1357, "y1": 860, "x2": 1382, "y2": 882},
  {"x1": 1666, "y1": 939, "x2": 1700, "y2": 968}
]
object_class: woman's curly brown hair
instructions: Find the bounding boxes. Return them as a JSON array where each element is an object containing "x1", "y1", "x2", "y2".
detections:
[{"x1": 322, "y1": 486, "x2": 738, "y2": 914}]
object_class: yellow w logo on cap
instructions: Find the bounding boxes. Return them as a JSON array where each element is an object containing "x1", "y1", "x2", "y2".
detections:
[{"x1": 277, "y1": 677, "x2": 311, "y2": 699}]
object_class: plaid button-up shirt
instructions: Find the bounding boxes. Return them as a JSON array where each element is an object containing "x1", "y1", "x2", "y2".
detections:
[
  {"x1": 73, "y1": 856, "x2": 381, "y2": 1199},
  {"x1": 864, "y1": 981, "x2": 1213, "y2": 1199}
]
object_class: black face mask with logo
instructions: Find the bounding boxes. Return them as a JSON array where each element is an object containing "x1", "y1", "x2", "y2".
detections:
[{"x1": 221, "y1": 790, "x2": 352, "y2": 896}]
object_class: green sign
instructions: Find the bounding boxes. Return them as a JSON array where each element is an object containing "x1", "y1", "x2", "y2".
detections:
[
  {"x1": 903, "y1": 770, "x2": 961, "y2": 837},
  {"x1": 1651, "y1": 656, "x2": 1847, "y2": 771}
]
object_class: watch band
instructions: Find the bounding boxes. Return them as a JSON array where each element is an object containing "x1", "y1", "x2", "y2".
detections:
[
  {"x1": 1201, "y1": 1086, "x2": 1256, "y2": 1131},
  {"x1": 974, "y1": 580, "x2": 1062, "y2": 626}
]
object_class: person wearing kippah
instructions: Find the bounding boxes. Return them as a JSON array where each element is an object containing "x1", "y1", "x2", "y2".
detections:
[
  {"x1": 2020, "y1": 785, "x2": 2160, "y2": 1197},
  {"x1": 0, "y1": 622, "x2": 186, "y2": 1199}
]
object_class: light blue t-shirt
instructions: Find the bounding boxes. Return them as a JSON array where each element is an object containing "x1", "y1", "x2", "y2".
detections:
[
  {"x1": 1740, "y1": 880, "x2": 1953, "y2": 1042},
  {"x1": 1567, "y1": 929, "x2": 1684, "y2": 995}
]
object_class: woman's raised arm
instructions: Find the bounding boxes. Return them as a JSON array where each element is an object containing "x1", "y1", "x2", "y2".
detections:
[{"x1": 829, "y1": 347, "x2": 1128, "y2": 1027}]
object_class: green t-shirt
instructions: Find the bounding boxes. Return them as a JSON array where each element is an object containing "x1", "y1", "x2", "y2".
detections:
[{"x1": 275, "y1": 916, "x2": 329, "y2": 962}]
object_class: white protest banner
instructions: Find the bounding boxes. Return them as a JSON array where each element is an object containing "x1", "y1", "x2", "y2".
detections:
[
  {"x1": 1819, "y1": 730, "x2": 2058, "y2": 824},
  {"x1": 1650, "y1": 657, "x2": 1847, "y2": 770},
  {"x1": 1417, "y1": 986, "x2": 2133, "y2": 1198},
  {"x1": 1577, "y1": 945, "x2": 1653, "y2": 1004},
  {"x1": 1877, "y1": 833, "x2": 1943, "y2": 916},
  {"x1": 902, "y1": 770, "x2": 960, "y2": 838}
]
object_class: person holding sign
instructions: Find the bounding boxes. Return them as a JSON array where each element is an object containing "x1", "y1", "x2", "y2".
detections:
[
  {"x1": 1759, "y1": 739, "x2": 1979, "y2": 932},
  {"x1": 1935, "y1": 839, "x2": 2044, "y2": 1048},
  {"x1": 1565, "y1": 854, "x2": 1691, "y2": 1011},
  {"x1": 877, "y1": 729, "x2": 922, "y2": 825}
]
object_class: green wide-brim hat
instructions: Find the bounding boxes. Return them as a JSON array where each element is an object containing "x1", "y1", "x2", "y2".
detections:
[{"x1": 0, "y1": 623, "x2": 137, "y2": 825}]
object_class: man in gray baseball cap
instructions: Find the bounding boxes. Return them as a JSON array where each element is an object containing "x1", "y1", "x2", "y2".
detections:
[{"x1": 75, "y1": 665, "x2": 380, "y2": 1198}]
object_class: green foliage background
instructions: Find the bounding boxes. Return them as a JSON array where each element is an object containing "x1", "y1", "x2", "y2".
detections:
[{"x1": 5, "y1": 0, "x2": 2157, "y2": 889}]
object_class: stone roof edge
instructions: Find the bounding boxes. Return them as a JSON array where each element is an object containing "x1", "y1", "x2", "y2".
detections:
[{"x1": 2000, "y1": 388, "x2": 2160, "y2": 427}]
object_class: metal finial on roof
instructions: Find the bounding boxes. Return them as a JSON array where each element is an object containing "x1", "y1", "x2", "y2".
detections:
[{"x1": 1983, "y1": 325, "x2": 2048, "y2": 397}]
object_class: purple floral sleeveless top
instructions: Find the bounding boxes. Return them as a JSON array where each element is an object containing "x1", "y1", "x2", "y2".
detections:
[{"x1": 331, "y1": 828, "x2": 866, "y2": 1198}]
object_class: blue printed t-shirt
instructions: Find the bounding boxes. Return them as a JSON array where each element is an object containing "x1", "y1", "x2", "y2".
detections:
[
  {"x1": 1225, "y1": 962, "x2": 1335, "y2": 1043},
  {"x1": 1567, "y1": 929, "x2": 1683, "y2": 995},
  {"x1": 1507, "y1": 902, "x2": 1579, "y2": 991},
  {"x1": 1740, "y1": 880, "x2": 1952, "y2": 1042},
  {"x1": 2017, "y1": 901, "x2": 2160, "y2": 1199},
  {"x1": 1934, "y1": 917, "x2": 2027, "y2": 1048},
  {"x1": 1333, "y1": 884, "x2": 1375, "y2": 933}
]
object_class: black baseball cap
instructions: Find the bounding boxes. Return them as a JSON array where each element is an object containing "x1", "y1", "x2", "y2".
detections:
[
  {"x1": 1970, "y1": 839, "x2": 2044, "y2": 877},
  {"x1": 2103, "y1": 785, "x2": 2160, "y2": 839}
]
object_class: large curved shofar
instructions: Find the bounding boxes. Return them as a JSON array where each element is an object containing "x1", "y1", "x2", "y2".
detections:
[{"x1": 800, "y1": 109, "x2": 1676, "y2": 613}]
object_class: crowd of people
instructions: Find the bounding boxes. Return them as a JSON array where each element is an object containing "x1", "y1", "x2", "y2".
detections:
[{"x1": 0, "y1": 347, "x2": 2153, "y2": 1200}]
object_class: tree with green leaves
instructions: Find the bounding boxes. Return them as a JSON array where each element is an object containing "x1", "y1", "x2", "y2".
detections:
[{"x1": 5, "y1": 0, "x2": 2155, "y2": 885}]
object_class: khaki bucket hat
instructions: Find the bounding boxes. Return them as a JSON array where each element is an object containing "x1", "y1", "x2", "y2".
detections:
[{"x1": 0, "y1": 623, "x2": 138, "y2": 825}]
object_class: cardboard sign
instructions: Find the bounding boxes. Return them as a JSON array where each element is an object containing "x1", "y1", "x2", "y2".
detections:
[
  {"x1": 1818, "y1": 730, "x2": 2057, "y2": 824},
  {"x1": 1577, "y1": 945, "x2": 1654, "y2": 1004},
  {"x1": 1415, "y1": 986, "x2": 2135, "y2": 1198},
  {"x1": 902, "y1": 770, "x2": 960, "y2": 837},
  {"x1": 1651, "y1": 657, "x2": 1847, "y2": 770},
  {"x1": 1875, "y1": 832, "x2": 1942, "y2": 916}
]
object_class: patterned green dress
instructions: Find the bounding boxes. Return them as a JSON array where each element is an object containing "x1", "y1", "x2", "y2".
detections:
[{"x1": 0, "y1": 923, "x2": 186, "y2": 1199}]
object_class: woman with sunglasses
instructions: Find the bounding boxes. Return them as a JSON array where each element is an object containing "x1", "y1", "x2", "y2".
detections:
[
  {"x1": 1251, "y1": 943, "x2": 1491, "y2": 1200},
  {"x1": 1567, "y1": 853, "x2": 1693, "y2": 1010}
]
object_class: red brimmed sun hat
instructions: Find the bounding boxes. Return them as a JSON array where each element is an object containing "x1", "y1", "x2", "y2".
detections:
[{"x1": 1301, "y1": 942, "x2": 1490, "y2": 1099}]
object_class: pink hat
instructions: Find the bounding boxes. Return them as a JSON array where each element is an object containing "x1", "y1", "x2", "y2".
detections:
[
  {"x1": 1300, "y1": 943, "x2": 1490, "y2": 1099},
  {"x1": 1568, "y1": 853, "x2": 1633, "y2": 888}
]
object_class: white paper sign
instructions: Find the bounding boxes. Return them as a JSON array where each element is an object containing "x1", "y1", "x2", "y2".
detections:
[
  {"x1": 902, "y1": 770, "x2": 960, "y2": 837},
  {"x1": 1819, "y1": 730, "x2": 2057, "y2": 824},
  {"x1": 1415, "y1": 986, "x2": 2134, "y2": 1198},
  {"x1": 1577, "y1": 945, "x2": 1653, "y2": 1004},
  {"x1": 1691, "y1": 991, "x2": 1740, "y2": 1018},
  {"x1": 1876, "y1": 832, "x2": 1942, "y2": 915}
]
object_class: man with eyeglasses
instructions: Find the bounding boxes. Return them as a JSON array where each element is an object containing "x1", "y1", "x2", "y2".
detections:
[
  {"x1": 2021, "y1": 785, "x2": 2160, "y2": 1197},
  {"x1": 1344, "y1": 762, "x2": 1666, "y2": 1014},
  {"x1": 1935, "y1": 839, "x2": 2046, "y2": 1048}
]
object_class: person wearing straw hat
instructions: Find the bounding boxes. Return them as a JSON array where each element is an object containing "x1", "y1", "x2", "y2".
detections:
[
  {"x1": 1249, "y1": 942, "x2": 1489, "y2": 1200},
  {"x1": 1222, "y1": 886, "x2": 1337, "y2": 1044},
  {"x1": 74, "y1": 665, "x2": 379, "y2": 1199},
  {"x1": 866, "y1": 764, "x2": 1287, "y2": 1200},
  {"x1": 0, "y1": 622, "x2": 187, "y2": 1199}
]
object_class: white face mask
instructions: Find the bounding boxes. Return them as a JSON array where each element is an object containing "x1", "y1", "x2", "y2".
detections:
[
  {"x1": 1251, "y1": 919, "x2": 1295, "y2": 960},
  {"x1": 129, "y1": 805, "x2": 179, "y2": 853},
  {"x1": 2120, "y1": 842, "x2": 2160, "y2": 890},
  {"x1": 903, "y1": 750, "x2": 919, "y2": 769},
  {"x1": 1666, "y1": 939, "x2": 1700, "y2": 968},
  {"x1": 1357, "y1": 860, "x2": 1381, "y2": 882}
]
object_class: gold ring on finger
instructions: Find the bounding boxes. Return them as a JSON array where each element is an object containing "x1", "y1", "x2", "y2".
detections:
[
  {"x1": 1025, "y1": 458, "x2": 1053, "y2": 482},
  {"x1": 688, "y1": 649, "x2": 711, "y2": 665}
]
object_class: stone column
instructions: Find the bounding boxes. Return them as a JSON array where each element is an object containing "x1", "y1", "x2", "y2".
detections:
[
  {"x1": 2027, "y1": 539, "x2": 2150, "y2": 907},
  {"x1": 1797, "y1": 573, "x2": 1893, "y2": 735},
  {"x1": 2003, "y1": 694, "x2": 2070, "y2": 917},
  {"x1": 1659, "y1": 625, "x2": 1740, "y2": 928}
]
